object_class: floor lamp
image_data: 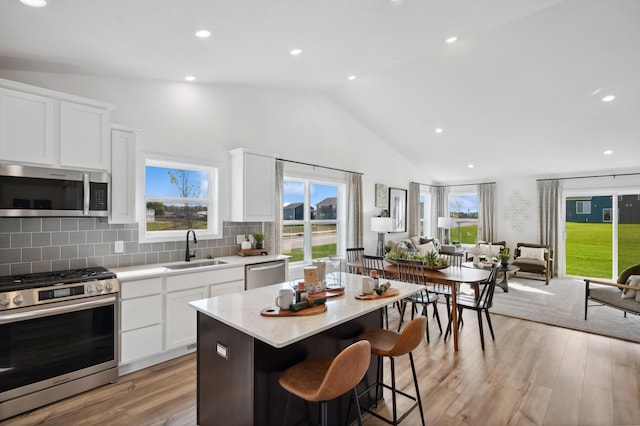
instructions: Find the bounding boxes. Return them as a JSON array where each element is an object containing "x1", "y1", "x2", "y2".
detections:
[
  {"x1": 371, "y1": 217, "x2": 393, "y2": 257},
  {"x1": 437, "y1": 217, "x2": 454, "y2": 245}
]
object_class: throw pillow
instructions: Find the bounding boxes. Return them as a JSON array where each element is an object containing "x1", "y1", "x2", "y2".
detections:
[
  {"x1": 519, "y1": 246, "x2": 546, "y2": 262},
  {"x1": 416, "y1": 242, "x2": 436, "y2": 256},
  {"x1": 419, "y1": 237, "x2": 441, "y2": 252},
  {"x1": 398, "y1": 239, "x2": 417, "y2": 253},
  {"x1": 622, "y1": 275, "x2": 640, "y2": 300},
  {"x1": 410, "y1": 236, "x2": 421, "y2": 247}
]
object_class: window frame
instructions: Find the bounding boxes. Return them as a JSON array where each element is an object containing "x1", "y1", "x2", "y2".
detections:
[
  {"x1": 138, "y1": 154, "x2": 222, "y2": 243},
  {"x1": 282, "y1": 170, "x2": 346, "y2": 266}
]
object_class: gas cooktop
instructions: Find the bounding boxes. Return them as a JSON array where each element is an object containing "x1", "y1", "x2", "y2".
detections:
[{"x1": 0, "y1": 267, "x2": 117, "y2": 292}]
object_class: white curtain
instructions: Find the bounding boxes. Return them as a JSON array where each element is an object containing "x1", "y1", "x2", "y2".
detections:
[
  {"x1": 408, "y1": 182, "x2": 421, "y2": 237},
  {"x1": 431, "y1": 186, "x2": 449, "y2": 241},
  {"x1": 477, "y1": 183, "x2": 496, "y2": 243},
  {"x1": 268, "y1": 159, "x2": 284, "y2": 255},
  {"x1": 346, "y1": 173, "x2": 363, "y2": 248},
  {"x1": 538, "y1": 179, "x2": 559, "y2": 276}
]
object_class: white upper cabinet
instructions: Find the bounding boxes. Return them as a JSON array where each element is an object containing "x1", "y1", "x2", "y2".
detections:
[
  {"x1": 0, "y1": 88, "x2": 55, "y2": 165},
  {"x1": 230, "y1": 148, "x2": 275, "y2": 222},
  {"x1": 59, "y1": 101, "x2": 111, "y2": 170},
  {"x1": 110, "y1": 127, "x2": 137, "y2": 224},
  {"x1": 0, "y1": 78, "x2": 114, "y2": 171}
]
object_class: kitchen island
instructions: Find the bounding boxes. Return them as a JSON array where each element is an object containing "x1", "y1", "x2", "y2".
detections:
[{"x1": 190, "y1": 273, "x2": 424, "y2": 426}]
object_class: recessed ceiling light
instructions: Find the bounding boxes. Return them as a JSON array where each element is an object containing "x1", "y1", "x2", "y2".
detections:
[
  {"x1": 290, "y1": 48, "x2": 302, "y2": 56},
  {"x1": 20, "y1": 0, "x2": 47, "y2": 6},
  {"x1": 195, "y1": 30, "x2": 211, "y2": 38},
  {"x1": 467, "y1": 164, "x2": 474, "y2": 169},
  {"x1": 435, "y1": 128, "x2": 443, "y2": 134},
  {"x1": 603, "y1": 150, "x2": 613, "y2": 155},
  {"x1": 348, "y1": 75, "x2": 357, "y2": 81},
  {"x1": 446, "y1": 36, "x2": 458, "y2": 44},
  {"x1": 601, "y1": 95, "x2": 615, "y2": 102},
  {"x1": 185, "y1": 76, "x2": 196, "y2": 82}
]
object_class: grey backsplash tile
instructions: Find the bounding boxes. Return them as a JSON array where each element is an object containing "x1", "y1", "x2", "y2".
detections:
[{"x1": 0, "y1": 219, "x2": 266, "y2": 275}]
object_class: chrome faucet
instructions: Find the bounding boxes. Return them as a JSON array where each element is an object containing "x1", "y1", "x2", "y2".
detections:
[{"x1": 185, "y1": 229, "x2": 197, "y2": 261}]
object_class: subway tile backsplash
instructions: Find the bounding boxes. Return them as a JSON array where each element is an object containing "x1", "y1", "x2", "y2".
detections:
[{"x1": 0, "y1": 218, "x2": 264, "y2": 277}]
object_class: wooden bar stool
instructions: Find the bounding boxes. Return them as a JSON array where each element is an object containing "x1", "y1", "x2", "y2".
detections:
[
  {"x1": 278, "y1": 340, "x2": 371, "y2": 426},
  {"x1": 356, "y1": 316, "x2": 426, "y2": 426}
]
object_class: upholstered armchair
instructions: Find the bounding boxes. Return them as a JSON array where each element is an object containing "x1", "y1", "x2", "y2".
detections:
[
  {"x1": 584, "y1": 264, "x2": 640, "y2": 319},
  {"x1": 512, "y1": 242, "x2": 552, "y2": 285}
]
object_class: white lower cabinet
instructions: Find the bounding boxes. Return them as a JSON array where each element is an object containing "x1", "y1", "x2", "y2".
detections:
[
  {"x1": 119, "y1": 265, "x2": 245, "y2": 373},
  {"x1": 165, "y1": 286, "x2": 207, "y2": 350}
]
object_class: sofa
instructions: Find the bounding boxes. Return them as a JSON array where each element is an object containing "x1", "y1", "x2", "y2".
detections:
[
  {"x1": 584, "y1": 264, "x2": 640, "y2": 319},
  {"x1": 512, "y1": 242, "x2": 552, "y2": 285}
]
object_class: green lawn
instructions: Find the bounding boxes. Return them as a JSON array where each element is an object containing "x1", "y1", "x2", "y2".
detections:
[
  {"x1": 566, "y1": 222, "x2": 639, "y2": 278},
  {"x1": 285, "y1": 243, "x2": 336, "y2": 263}
]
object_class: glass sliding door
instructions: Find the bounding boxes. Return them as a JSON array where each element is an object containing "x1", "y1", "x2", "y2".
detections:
[{"x1": 565, "y1": 195, "x2": 613, "y2": 278}]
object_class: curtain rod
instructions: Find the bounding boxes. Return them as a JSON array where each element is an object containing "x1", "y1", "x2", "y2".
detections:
[
  {"x1": 537, "y1": 172, "x2": 640, "y2": 182},
  {"x1": 412, "y1": 181, "x2": 496, "y2": 188},
  {"x1": 276, "y1": 158, "x2": 363, "y2": 176}
]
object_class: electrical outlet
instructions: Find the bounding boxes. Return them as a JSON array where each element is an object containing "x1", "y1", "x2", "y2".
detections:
[{"x1": 114, "y1": 240, "x2": 124, "y2": 253}]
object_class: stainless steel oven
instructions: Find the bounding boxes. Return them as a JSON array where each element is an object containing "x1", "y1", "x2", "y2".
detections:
[{"x1": 0, "y1": 267, "x2": 119, "y2": 421}]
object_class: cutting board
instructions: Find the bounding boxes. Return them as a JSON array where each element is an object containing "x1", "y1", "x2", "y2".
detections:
[
  {"x1": 260, "y1": 304, "x2": 327, "y2": 317},
  {"x1": 355, "y1": 288, "x2": 399, "y2": 300}
]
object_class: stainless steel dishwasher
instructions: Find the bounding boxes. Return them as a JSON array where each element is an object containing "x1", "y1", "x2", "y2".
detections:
[{"x1": 245, "y1": 260, "x2": 287, "y2": 290}]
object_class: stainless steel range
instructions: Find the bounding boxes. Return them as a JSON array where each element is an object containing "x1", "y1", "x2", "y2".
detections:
[{"x1": 0, "y1": 267, "x2": 120, "y2": 421}]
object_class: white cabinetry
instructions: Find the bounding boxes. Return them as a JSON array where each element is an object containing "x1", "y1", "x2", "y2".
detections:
[
  {"x1": 0, "y1": 88, "x2": 54, "y2": 165},
  {"x1": 230, "y1": 148, "x2": 275, "y2": 222},
  {"x1": 120, "y1": 277, "x2": 163, "y2": 364},
  {"x1": 119, "y1": 265, "x2": 244, "y2": 373},
  {"x1": 59, "y1": 101, "x2": 111, "y2": 170},
  {"x1": 110, "y1": 127, "x2": 137, "y2": 223},
  {"x1": 0, "y1": 78, "x2": 114, "y2": 171}
]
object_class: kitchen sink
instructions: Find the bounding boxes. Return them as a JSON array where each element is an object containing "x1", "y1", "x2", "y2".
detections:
[{"x1": 163, "y1": 259, "x2": 228, "y2": 270}]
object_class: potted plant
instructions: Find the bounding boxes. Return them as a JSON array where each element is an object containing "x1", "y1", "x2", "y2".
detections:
[
  {"x1": 499, "y1": 248, "x2": 510, "y2": 266},
  {"x1": 252, "y1": 232, "x2": 266, "y2": 249}
]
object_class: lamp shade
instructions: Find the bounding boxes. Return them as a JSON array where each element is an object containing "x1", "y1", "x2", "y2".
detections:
[
  {"x1": 371, "y1": 217, "x2": 393, "y2": 233},
  {"x1": 437, "y1": 217, "x2": 454, "y2": 229}
]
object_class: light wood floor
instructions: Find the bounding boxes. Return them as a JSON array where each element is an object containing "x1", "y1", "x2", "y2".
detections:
[{"x1": 3, "y1": 303, "x2": 640, "y2": 426}]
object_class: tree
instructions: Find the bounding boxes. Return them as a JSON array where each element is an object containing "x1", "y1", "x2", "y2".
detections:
[{"x1": 167, "y1": 169, "x2": 200, "y2": 228}]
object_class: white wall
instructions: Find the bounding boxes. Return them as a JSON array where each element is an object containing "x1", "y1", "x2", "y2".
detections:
[{"x1": 0, "y1": 70, "x2": 429, "y2": 254}]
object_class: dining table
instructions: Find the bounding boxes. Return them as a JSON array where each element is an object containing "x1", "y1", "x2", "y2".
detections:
[{"x1": 349, "y1": 259, "x2": 491, "y2": 351}]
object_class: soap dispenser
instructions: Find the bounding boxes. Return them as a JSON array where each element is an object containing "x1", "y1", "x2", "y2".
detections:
[{"x1": 241, "y1": 236, "x2": 252, "y2": 250}]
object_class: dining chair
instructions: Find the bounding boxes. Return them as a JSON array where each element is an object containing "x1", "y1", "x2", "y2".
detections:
[
  {"x1": 395, "y1": 259, "x2": 442, "y2": 342},
  {"x1": 445, "y1": 264, "x2": 499, "y2": 350},
  {"x1": 278, "y1": 340, "x2": 372, "y2": 426},
  {"x1": 360, "y1": 254, "x2": 387, "y2": 278},
  {"x1": 346, "y1": 247, "x2": 365, "y2": 274},
  {"x1": 356, "y1": 316, "x2": 426, "y2": 426}
]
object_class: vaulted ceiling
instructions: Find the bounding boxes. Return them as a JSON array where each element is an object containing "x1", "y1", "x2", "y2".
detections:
[{"x1": 1, "y1": 0, "x2": 638, "y2": 183}]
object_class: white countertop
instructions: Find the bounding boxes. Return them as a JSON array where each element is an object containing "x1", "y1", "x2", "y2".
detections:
[
  {"x1": 112, "y1": 254, "x2": 289, "y2": 281},
  {"x1": 189, "y1": 273, "x2": 424, "y2": 348}
]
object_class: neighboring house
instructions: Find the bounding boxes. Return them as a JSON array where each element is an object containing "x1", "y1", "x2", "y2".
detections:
[
  {"x1": 283, "y1": 202, "x2": 304, "y2": 220},
  {"x1": 566, "y1": 196, "x2": 612, "y2": 223},
  {"x1": 566, "y1": 195, "x2": 640, "y2": 223},
  {"x1": 316, "y1": 197, "x2": 337, "y2": 220}
]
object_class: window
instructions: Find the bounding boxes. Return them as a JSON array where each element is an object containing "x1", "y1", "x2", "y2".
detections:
[
  {"x1": 140, "y1": 157, "x2": 220, "y2": 242},
  {"x1": 419, "y1": 190, "x2": 432, "y2": 237},
  {"x1": 449, "y1": 192, "x2": 478, "y2": 244},
  {"x1": 282, "y1": 176, "x2": 344, "y2": 264},
  {"x1": 576, "y1": 200, "x2": 592, "y2": 214}
]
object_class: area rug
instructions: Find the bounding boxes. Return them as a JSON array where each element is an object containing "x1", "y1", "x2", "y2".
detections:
[{"x1": 487, "y1": 276, "x2": 640, "y2": 343}]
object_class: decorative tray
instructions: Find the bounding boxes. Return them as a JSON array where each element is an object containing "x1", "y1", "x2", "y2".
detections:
[
  {"x1": 308, "y1": 287, "x2": 345, "y2": 299},
  {"x1": 260, "y1": 304, "x2": 327, "y2": 317},
  {"x1": 355, "y1": 288, "x2": 399, "y2": 300}
]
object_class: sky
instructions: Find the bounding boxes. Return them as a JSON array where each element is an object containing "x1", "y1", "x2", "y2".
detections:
[
  {"x1": 449, "y1": 194, "x2": 478, "y2": 213},
  {"x1": 283, "y1": 182, "x2": 336, "y2": 206},
  {"x1": 145, "y1": 167, "x2": 209, "y2": 198}
]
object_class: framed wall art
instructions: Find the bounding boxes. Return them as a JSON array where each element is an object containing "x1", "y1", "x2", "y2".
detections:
[
  {"x1": 388, "y1": 187, "x2": 407, "y2": 232},
  {"x1": 375, "y1": 183, "x2": 388, "y2": 208}
]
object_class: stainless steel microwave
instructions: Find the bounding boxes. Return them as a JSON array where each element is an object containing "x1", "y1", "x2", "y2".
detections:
[{"x1": 0, "y1": 164, "x2": 109, "y2": 217}]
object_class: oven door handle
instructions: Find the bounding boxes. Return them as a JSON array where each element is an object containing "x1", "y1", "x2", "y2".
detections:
[{"x1": 0, "y1": 296, "x2": 117, "y2": 323}]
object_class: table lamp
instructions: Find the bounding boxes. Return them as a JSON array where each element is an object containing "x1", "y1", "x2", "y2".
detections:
[
  {"x1": 437, "y1": 217, "x2": 454, "y2": 245},
  {"x1": 371, "y1": 217, "x2": 393, "y2": 257}
]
